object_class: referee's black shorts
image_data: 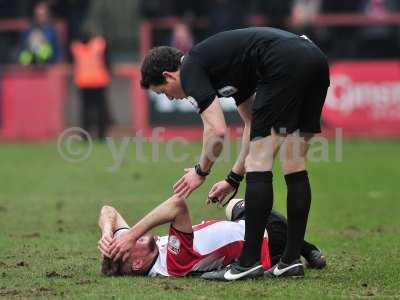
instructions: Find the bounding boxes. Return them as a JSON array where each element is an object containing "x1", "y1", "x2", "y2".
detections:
[{"x1": 250, "y1": 36, "x2": 330, "y2": 140}]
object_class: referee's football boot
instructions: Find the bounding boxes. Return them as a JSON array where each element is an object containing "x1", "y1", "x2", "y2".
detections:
[
  {"x1": 304, "y1": 248, "x2": 326, "y2": 269},
  {"x1": 201, "y1": 260, "x2": 264, "y2": 281},
  {"x1": 264, "y1": 259, "x2": 304, "y2": 278}
]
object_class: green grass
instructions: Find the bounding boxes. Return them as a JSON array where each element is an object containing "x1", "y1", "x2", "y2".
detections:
[{"x1": 0, "y1": 140, "x2": 400, "y2": 299}]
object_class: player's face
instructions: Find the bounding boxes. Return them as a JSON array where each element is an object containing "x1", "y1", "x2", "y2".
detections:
[
  {"x1": 130, "y1": 235, "x2": 157, "y2": 262},
  {"x1": 123, "y1": 235, "x2": 157, "y2": 275},
  {"x1": 133, "y1": 235, "x2": 155, "y2": 254}
]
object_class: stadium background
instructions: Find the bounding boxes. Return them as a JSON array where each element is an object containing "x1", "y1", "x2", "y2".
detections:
[{"x1": 0, "y1": 1, "x2": 399, "y2": 299}]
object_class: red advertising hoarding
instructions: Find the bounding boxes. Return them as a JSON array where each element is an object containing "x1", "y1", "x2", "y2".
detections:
[
  {"x1": 0, "y1": 66, "x2": 66, "y2": 141},
  {"x1": 1, "y1": 62, "x2": 400, "y2": 141},
  {"x1": 323, "y1": 61, "x2": 400, "y2": 137}
]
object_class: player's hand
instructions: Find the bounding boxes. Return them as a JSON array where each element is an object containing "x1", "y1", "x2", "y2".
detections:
[
  {"x1": 173, "y1": 168, "x2": 205, "y2": 198},
  {"x1": 207, "y1": 180, "x2": 235, "y2": 205},
  {"x1": 109, "y1": 230, "x2": 138, "y2": 262},
  {"x1": 98, "y1": 232, "x2": 113, "y2": 258}
]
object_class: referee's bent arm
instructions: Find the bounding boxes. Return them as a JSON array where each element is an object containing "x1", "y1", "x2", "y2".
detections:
[{"x1": 198, "y1": 97, "x2": 227, "y2": 172}]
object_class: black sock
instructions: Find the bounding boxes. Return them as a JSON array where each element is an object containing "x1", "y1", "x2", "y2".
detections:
[
  {"x1": 281, "y1": 170, "x2": 311, "y2": 264},
  {"x1": 300, "y1": 240, "x2": 319, "y2": 259},
  {"x1": 239, "y1": 171, "x2": 273, "y2": 267}
]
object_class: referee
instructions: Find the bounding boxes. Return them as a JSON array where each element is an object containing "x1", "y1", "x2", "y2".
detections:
[{"x1": 139, "y1": 27, "x2": 330, "y2": 280}]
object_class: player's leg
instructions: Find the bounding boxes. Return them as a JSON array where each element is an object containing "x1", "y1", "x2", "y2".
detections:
[
  {"x1": 279, "y1": 131, "x2": 314, "y2": 264},
  {"x1": 267, "y1": 207, "x2": 326, "y2": 269},
  {"x1": 275, "y1": 63, "x2": 329, "y2": 267},
  {"x1": 237, "y1": 72, "x2": 303, "y2": 271},
  {"x1": 267, "y1": 206, "x2": 326, "y2": 269},
  {"x1": 202, "y1": 132, "x2": 284, "y2": 281},
  {"x1": 224, "y1": 198, "x2": 286, "y2": 264},
  {"x1": 263, "y1": 132, "x2": 314, "y2": 278},
  {"x1": 238, "y1": 129, "x2": 285, "y2": 267},
  {"x1": 203, "y1": 77, "x2": 300, "y2": 281},
  {"x1": 226, "y1": 199, "x2": 326, "y2": 269},
  {"x1": 265, "y1": 212, "x2": 288, "y2": 266},
  {"x1": 266, "y1": 39, "x2": 330, "y2": 278},
  {"x1": 301, "y1": 240, "x2": 327, "y2": 269},
  {"x1": 294, "y1": 81, "x2": 328, "y2": 271}
]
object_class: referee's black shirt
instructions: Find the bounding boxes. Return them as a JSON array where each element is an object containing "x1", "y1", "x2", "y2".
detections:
[{"x1": 180, "y1": 27, "x2": 298, "y2": 113}]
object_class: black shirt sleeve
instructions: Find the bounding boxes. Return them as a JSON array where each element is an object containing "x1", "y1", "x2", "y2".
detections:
[{"x1": 180, "y1": 55, "x2": 217, "y2": 114}]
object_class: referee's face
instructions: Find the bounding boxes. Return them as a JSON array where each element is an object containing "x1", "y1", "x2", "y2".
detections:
[{"x1": 150, "y1": 71, "x2": 186, "y2": 101}]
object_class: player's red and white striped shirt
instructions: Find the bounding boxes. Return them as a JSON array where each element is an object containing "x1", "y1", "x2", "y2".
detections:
[{"x1": 148, "y1": 219, "x2": 271, "y2": 277}]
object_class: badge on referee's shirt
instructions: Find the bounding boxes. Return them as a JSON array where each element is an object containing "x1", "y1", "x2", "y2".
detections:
[{"x1": 218, "y1": 86, "x2": 238, "y2": 97}]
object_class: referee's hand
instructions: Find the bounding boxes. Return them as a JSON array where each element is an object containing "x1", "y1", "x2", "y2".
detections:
[
  {"x1": 173, "y1": 168, "x2": 205, "y2": 198},
  {"x1": 207, "y1": 180, "x2": 235, "y2": 205}
]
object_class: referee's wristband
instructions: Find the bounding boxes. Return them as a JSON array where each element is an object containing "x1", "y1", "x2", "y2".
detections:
[
  {"x1": 195, "y1": 164, "x2": 210, "y2": 177},
  {"x1": 225, "y1": 170, "x2": 244, "y2": 189}
]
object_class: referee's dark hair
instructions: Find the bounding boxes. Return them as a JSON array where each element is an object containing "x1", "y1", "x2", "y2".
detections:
[{"x1": 140, "y1": 46, "x2": 183, "y2": 89}]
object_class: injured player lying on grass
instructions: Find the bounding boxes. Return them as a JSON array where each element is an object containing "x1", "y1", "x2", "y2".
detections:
[{"x1": 98, "y1": 196, "x2": 326, "y2": 279}]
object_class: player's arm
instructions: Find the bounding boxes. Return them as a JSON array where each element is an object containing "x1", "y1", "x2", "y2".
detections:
[
  {"x1": 98, "y1": 206, "x2": 129, "y2": 258},
  {"x1": 129, "y1": 194, "x2": 192, "y2": 237},
  {"x1": 109, "y1": 194, "x2": 192, "y2": 261},
  {"x1": 208, "y1": 95, "x2": 254, "y2": 203},
  {"x1": 173, "y1": 97, "x2": 227, "y2": 198}
]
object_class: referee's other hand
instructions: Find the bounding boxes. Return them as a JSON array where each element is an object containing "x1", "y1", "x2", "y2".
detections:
[
  {"x1": 206, "y1": 180, "x2": 234, "y2": 205},
  {"x1": 173, "y1": 168, "x2": 205, "y2": 198}
]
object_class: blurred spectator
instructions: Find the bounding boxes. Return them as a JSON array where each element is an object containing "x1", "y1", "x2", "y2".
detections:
[
  {"x1": 17, "y1": 1, "x2": 62, "y2": 65},
  {"x1": 291, "y1": 0, "x2": 322, "y2": 49},
  {"x1": 249, "y1": 0, "x2": 294, "y2": 29},
  {"x1": 358, "y1": 0, "x2": 400, "y2": 58},
  {"x1": 320, "y1": 0, "x2": 361, "y2": 12},
  {"x1": 170, "y1": 23, "x2": 193, "y2": 53},
  {"x1": 207, "y1": 0, "x2": 247, "y2": 34},
  {"x1": 139, "y1": 0, "x2": 173, "y2": 18},
  {"x1": 170, "y1": 1, "x2": 207, "y2": 18},
  {"x1": 87, "y1": 0, "x2": 140, "y2": 61},
  {"x1": 139, "y1": 1, "x2": 203, "y2": 49},
  {"x1": 292, "y1": 0, "x2": 321, "y2": 29},
  {"x1": 319, "y1": 0, "x2": 361, "y2": 59},
  {"x1": 139, "y1": 0, "x2": 206, "y2": 19},
  {"x1": 71, "y1": 26, "x2": 112, "y2": 140},
  {"x1": 51, "y1": 0, "x2": 90, "y2": 50}
]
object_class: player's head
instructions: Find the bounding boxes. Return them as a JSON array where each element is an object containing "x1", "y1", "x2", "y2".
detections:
[
  {"x1": 140, "y1": 46, "x2": 186, "y2": 100},
  {"x1": 101, "y1": 234, "x2": 158, "y2": 277}
]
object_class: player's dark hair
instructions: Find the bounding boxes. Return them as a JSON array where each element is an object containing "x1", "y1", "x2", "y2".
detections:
[
  {"x1": 101, "y1": 257, "x2": 124, "y2": 276},
  {"x1": 140, "y1": 46, "x2": 183, "y2": 89}
]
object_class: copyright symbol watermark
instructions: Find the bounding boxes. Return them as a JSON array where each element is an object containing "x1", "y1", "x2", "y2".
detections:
[{"x1": 57, "y1": 127, "x2": 93, "y2": 163}]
